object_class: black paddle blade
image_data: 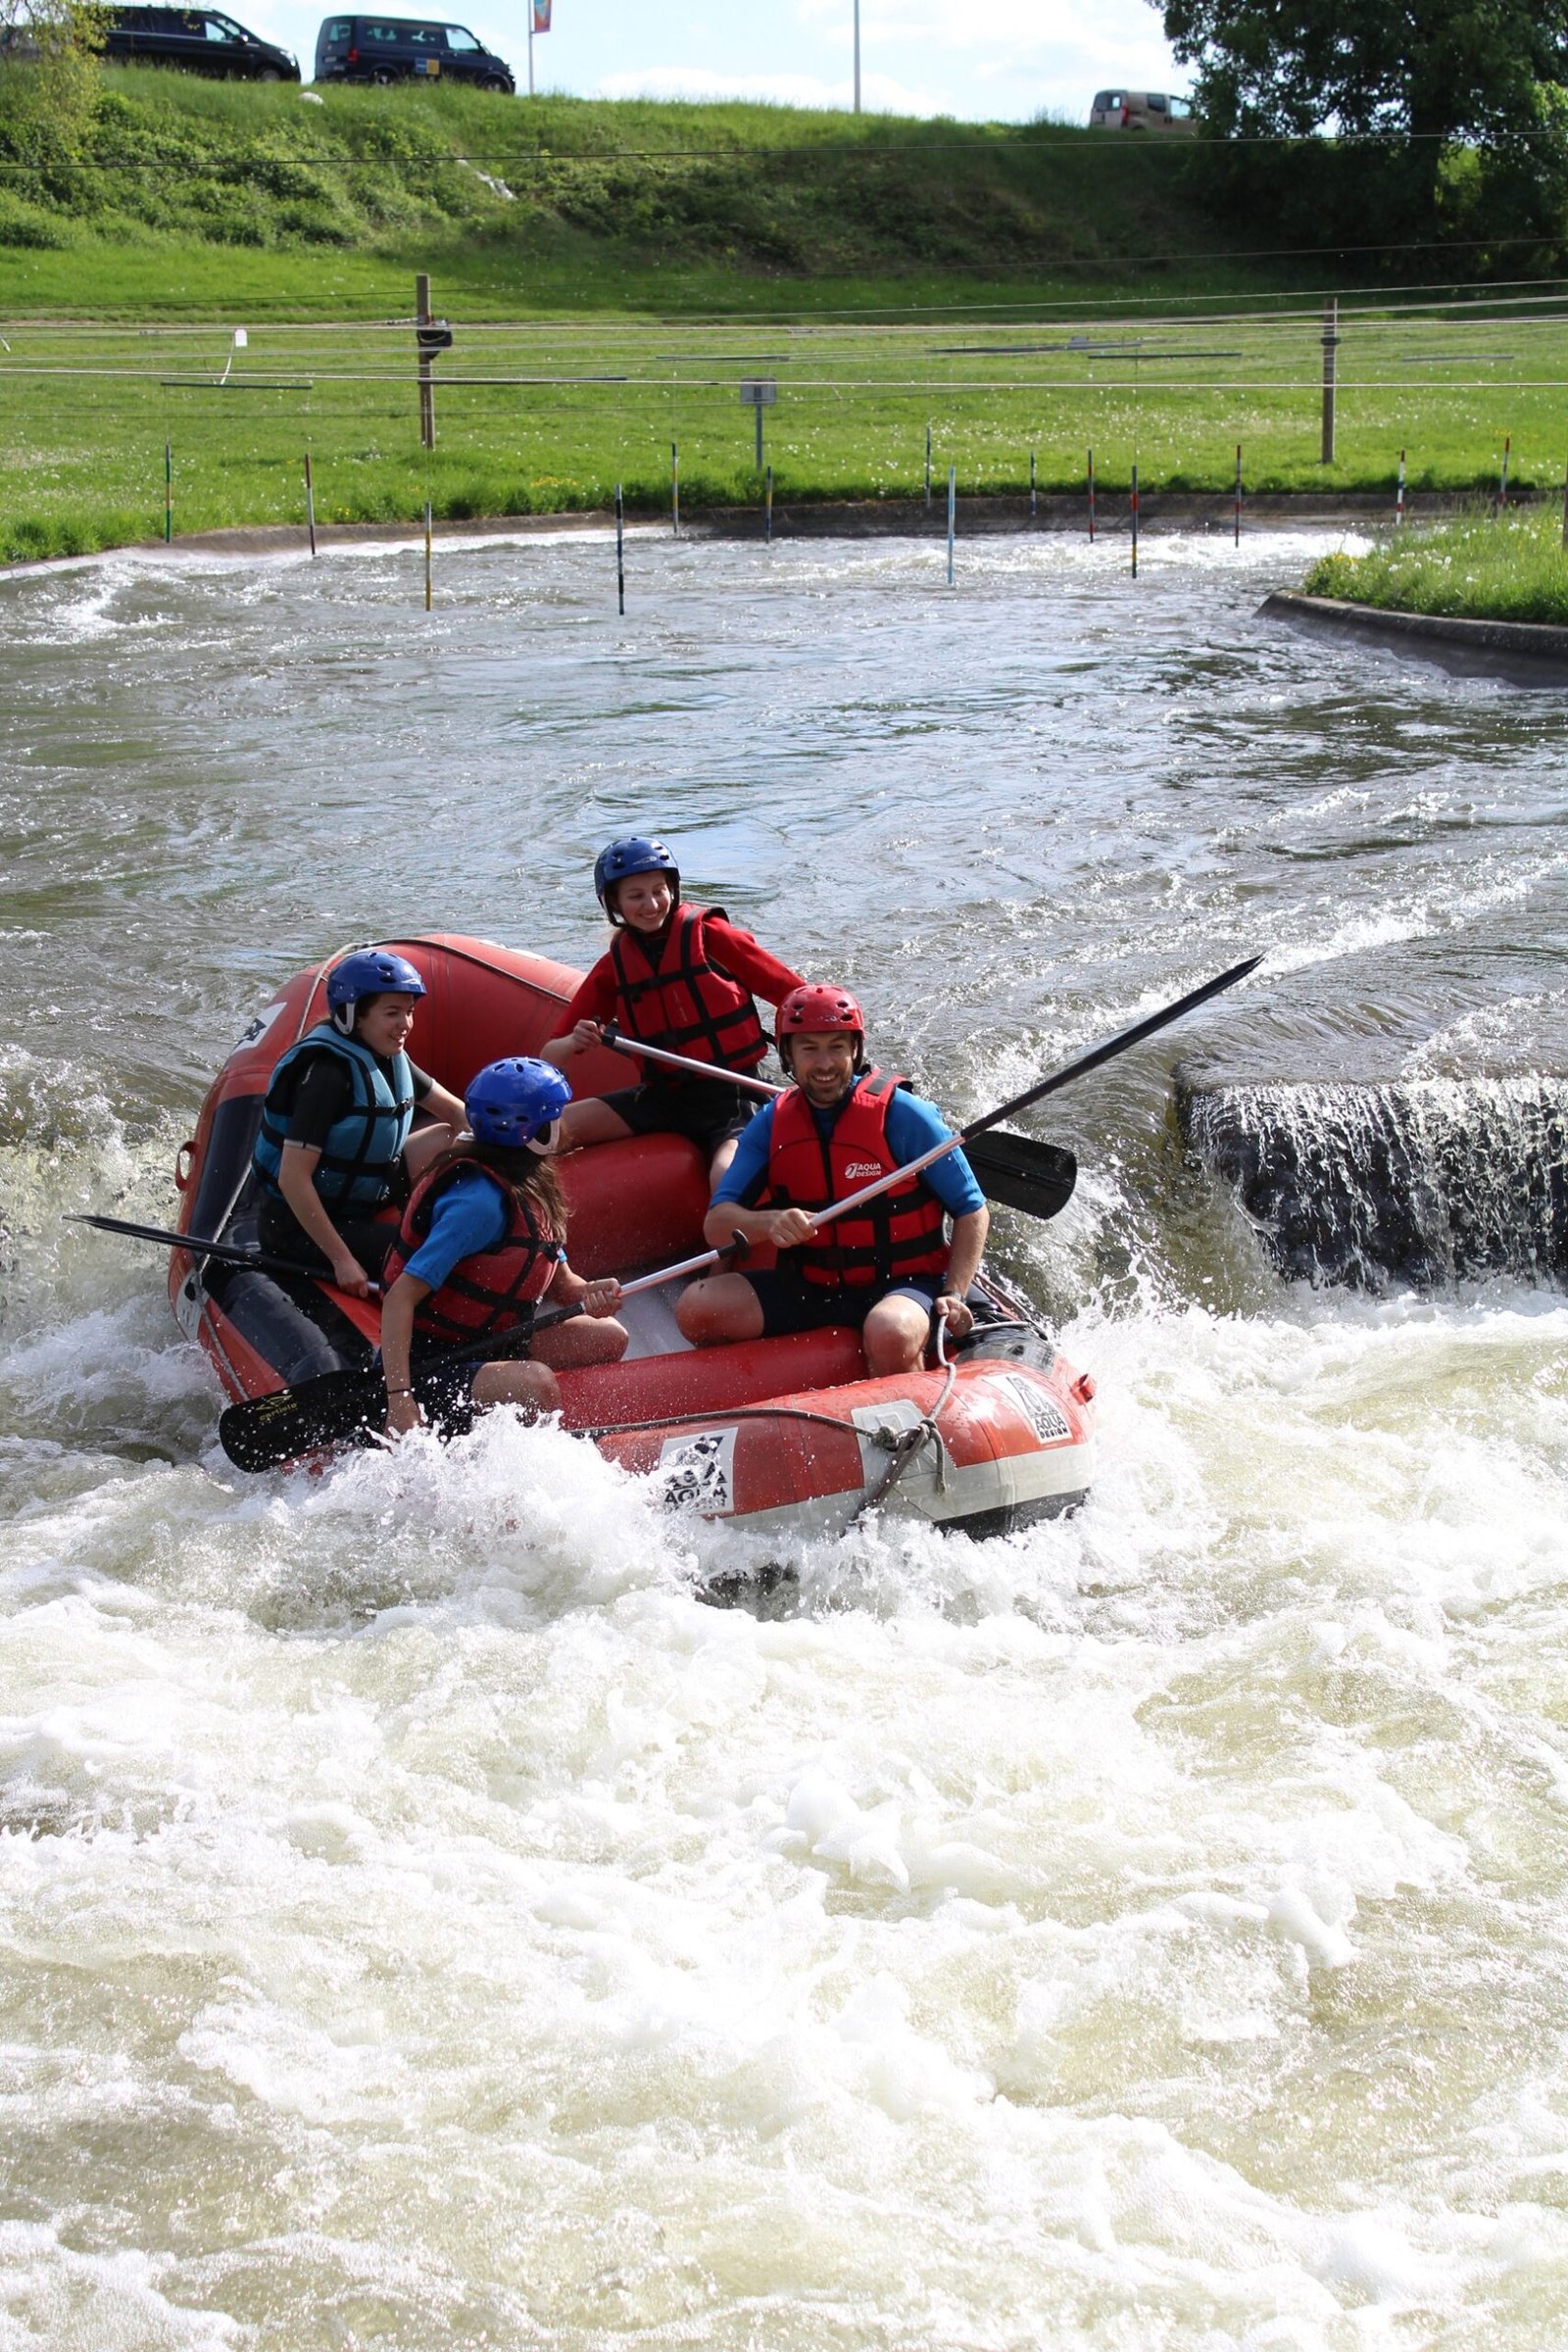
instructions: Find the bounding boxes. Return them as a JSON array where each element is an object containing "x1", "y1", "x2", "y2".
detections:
[
  {"x1": 964, "y1": 1130, "x2": 1076, "y2": 1220},
  {"x1": 219, "y1": 1367, "x2": 387, "y2": 1474}
]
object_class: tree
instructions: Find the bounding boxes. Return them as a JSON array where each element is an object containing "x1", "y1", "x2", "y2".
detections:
[{"x1": 0, "y1": 0, "x2": 105, "y2": 165}]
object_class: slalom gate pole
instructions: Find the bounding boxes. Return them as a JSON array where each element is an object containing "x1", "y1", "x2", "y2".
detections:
[
  {"x1": 925, "y1": 421, "x2": 932, "y2": 510},
  {"x1": 947, "y1": 465, "x2": 956, "y2": 585},
  {"x1": 1087, "y1": 446, "x2": 1095, "y2": 541},
  {"x1": 164, "y1": 441, "x2": 172, "y2": 544},
  {"x1": 1233, "y1": 443, "x2": 1243, "y2": 546},
  {"x1": 765, "y1": 465, "x2": 773, "y2": 544},
  {"x1": 671, "y1": 441, "x2": 679, "y2": 537},
  {"x1": 1495, "y1": 434, "x2": 1511, "y2": 516},
  {"x1": 1030, "y1": 448, "x2": 1037, "y2": 519},
  {"x1": 423, "y1": 501, "x2": 432, "y2": 611},
  {"x1": 1130, "y1": 464, "x2": 1139, "y2": 579},
  {"x1": 1396, "y1": 448, "x2": 1406, "y2": 527},
  {"x1": 304, "y1": 452, "x2": 317, "y2": 558},
  {"x1": 615, "y1": 483, "x2": 624, "y2": 614}
]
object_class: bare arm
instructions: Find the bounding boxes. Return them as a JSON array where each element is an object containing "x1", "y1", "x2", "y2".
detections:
[
  {"x1": 702, "y1": 1200, "x2": 812, "y2": 1253},
  {"x1": 936, "y1": 1205, "x2": 990, "y2": 1337},
  {"x1": 418, "y1": 1079, "x2": 467, "y2": 1131},
  {"x1": 380, "y1": 1270, "x2": 430, "y2": 1435},
  {"x1": 277, "y1": 1144, "x2": 374, "y2": 1298},
  {"x1": 540, "y1": 1019, "x2": 603, "y2": 1066}
]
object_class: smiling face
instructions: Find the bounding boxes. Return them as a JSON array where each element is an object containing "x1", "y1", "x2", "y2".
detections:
[
  {"x1": 784, "y1": 1029, "x2": 858, "y2": 1107},
  {"x1": 612, "y1": 872, "x2": 674, "y2": 933},
  {"x1": 353, "y1": 992, "x2": 418, "y2": 1057}
]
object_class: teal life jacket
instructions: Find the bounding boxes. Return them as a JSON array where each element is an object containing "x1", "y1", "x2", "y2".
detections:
[{"x1": 251, "y1": 1024, "x2": 416, "y2": 1210}]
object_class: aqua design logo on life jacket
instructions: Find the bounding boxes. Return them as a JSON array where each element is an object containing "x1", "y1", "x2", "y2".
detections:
[{"x1": 842, "y1": 1160, "x2": 885, "y2": 1181}]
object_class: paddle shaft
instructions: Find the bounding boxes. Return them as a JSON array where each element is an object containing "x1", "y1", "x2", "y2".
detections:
[{"x1": 67, "y1": 1212, "x2": 380, "y2": 1296}]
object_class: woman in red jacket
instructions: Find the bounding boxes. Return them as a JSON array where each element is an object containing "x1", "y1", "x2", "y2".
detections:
[{"x1": 541, "y1": 835, "x2": 802, "y2": 1184}]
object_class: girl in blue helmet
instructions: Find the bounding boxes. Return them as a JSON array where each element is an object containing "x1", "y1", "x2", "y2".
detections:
[
  {"x1": 251, "y1": 948, "x2": 468, "y2": 1298},
  {"x1": 378, "y1": 1056, "x2": 627, "y2": 1438},
  {"x1": 540, "y1": 835, "x2": 803, "y2": 1184}
]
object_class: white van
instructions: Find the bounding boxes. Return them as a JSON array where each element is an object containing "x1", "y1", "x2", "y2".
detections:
[{"x1": 1089, "y1": 90, "x2": 1194, "y2": 130}]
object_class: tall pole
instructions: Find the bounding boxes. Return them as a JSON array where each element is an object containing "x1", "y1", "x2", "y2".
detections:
[
  {"x1": 1320, "y1": 296, "x2": 1338, "y2": 466},
  {"x1": 416, "y1": 270, "x2": 434, "y2": 452},
  {"x1": 853, "y1": 0, "x2": 860, "y2": 113},
  {"x1": 527, "y1": 18, "x2": 534, "y2": 94}
]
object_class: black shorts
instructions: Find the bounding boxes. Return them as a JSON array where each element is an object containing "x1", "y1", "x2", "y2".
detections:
[
  {"x1": 404, "y1": 1323, "x2": 534, "y2": 1438},
  {"x1": 258, "y1": 1196, "x2": 397, "y2": 1282},
  {"x1": 601, "y1": 1073, "x2": 759, "y2": 1158},
  {"x1": 740, "y1": 1268, "x2": 947, "y2": 1340}
]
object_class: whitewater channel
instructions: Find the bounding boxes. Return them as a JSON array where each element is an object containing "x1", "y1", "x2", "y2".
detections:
[{"x1": 3, "y1": 526, "x2": 1568, "y2": 2349}]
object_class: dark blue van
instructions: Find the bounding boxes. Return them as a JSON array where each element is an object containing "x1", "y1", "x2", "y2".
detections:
[
  {"x1": 105, "y1": 6, "x2": 300, "y2": 77},
  {"x1": 314, "y1": 15, "x2": 514, "y2": 87}
]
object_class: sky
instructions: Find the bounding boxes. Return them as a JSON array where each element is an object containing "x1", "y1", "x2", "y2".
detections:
[{"x1": 245, "y1": 0, "x2": 1188, "y2": 123}]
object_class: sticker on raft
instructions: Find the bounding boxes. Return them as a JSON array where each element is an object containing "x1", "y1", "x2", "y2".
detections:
[
  {"x1": 656, "y1": 1426, "x2": 739, "y2": 1515},
  {"x1": 1002, "y1": 1374, "x2": 1072, "y2": 1445},
  {"x1": 232, "y1": 1001, "x2": 286, "y2": 1054}
]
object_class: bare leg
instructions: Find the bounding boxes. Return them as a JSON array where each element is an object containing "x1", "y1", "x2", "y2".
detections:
[
  {"x1": 676, "y1": 1272, "x2": 765, "y2": 1347},
  {"x1": 560, "y1": 1098, "x2": 636, "y2": 1150},
  {"x1": 531, "y1": 1314, "x2": 628, "y2": 1369},
  {"x1": 471, "y1": 1359, "x2": 561, "y2": 1416},
  {"x1": 708, "y1": 1135, "x2": 740, "y2": 1188},
  {"x1": 860, "y1": 1293, "x2": 933, "y2": 1377}
]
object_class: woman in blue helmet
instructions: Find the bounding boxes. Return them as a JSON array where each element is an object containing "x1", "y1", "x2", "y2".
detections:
[
  {"x1": 251, "y1": 948, "x2": 467, "y2": 1298},
  {"x1": 378, "y1": 1056, "x2": 627, "y2": 1438},
  {"x1": 541, "y1": 836, "x2": 803, "y2": 1184}
]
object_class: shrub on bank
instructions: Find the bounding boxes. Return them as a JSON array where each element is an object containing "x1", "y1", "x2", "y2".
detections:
[{"x1": 1302, "y1": 507, "x2": 1568, "y2": 626}]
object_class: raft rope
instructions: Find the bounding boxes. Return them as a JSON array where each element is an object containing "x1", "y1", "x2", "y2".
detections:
[{"x1": 846, "y1": 1319, "x2": 958, "y2": 1525}]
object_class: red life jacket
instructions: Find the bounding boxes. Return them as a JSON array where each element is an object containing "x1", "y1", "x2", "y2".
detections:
[
  {"x1": 764, "y1": 1068, "x2": 951, "y2": 1292},
  {"x1": 383, "y1": 1160, "x2": 560, "y2": 1347},
  {"x1": 609, "y1": 905, "x2": 768, "y2": 1072}
]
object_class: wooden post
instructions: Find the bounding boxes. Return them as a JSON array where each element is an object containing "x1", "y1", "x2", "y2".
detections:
[
  {"x1": 164, "y1": 440, "x2": 172, "y2": 543},
  {"x1": 1130, "y1": 463, "x2": 1139, "y2": 578},
  {"x1": 416, "y1": 271, "x2": 435, "y2": 452},
  {"x1": 615, "y1": 482, "x2": 624, "y2": 614},
  {"x1": 1320, "y1": 297, "x2": 1339, "y2": 466},
  {"x1": 423, "y1": 500, "x2": 432, "y2": 610},
  {"x1": 304, "y1": 451, "x2": 317, "y2": 558}
]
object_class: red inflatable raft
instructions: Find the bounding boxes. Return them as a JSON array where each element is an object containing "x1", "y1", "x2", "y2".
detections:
[{"x1": 170, "y1": 936, "x2": 1096, "y2": 1539}]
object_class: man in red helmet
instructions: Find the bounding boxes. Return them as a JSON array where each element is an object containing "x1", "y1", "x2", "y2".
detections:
[{"x1": 675, "y1": 984, "x2": 989, "y2": 1375}]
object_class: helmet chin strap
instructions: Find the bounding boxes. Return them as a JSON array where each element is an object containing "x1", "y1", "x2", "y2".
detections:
[
  {"x1": 330, "y1": 1001, "x2": 357, "y2": 1036},
  {"x1": 524, "y1": 1119, "x2": 562, "y2": 1157}
]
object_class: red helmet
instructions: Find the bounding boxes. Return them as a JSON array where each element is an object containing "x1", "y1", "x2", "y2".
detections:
[{"x1": 776, "y1": 983, "x2": 865, "y2": 1066}]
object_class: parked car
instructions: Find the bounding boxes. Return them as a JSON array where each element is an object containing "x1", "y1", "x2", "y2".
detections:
[
  {"x1": 103, "y1": 6, "x2": 300, "y2": 77},
  {"x1": 314, "y1": 15, "x2": 514, "y2": 88},
  {"x1": 1089, "y1": 89, "x2": 1194, "y2": 131}
]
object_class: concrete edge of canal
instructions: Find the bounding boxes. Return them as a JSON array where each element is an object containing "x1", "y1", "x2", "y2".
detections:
[{"x1": 1261, "y1": 588, "x2": 1568, "y2": 683}]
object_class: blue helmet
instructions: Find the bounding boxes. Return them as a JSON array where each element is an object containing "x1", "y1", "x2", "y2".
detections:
[
  {"x1": 326, "y1": 948, "x2": 427, "y2": 1033},
  {"x1": 466, "y1": 1057, "x2": 572, "y2": 1151},
  {"x1": 593, "y1": 836, "x2": 680, "y2": 924}
]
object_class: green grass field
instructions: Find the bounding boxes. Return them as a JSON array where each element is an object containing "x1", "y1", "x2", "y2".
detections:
[
  {"x1": 2, "y1": 74, "x2": 1565, "y2": 561},
  {"x1": 1301, "y1": 507, "x2": 1568, "y2": 624}
]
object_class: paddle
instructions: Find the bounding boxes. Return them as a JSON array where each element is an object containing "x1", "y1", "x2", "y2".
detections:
[
  {"x1": 65, "y1": 1211, "x2": 379, "y2": 1295},
  {"x1": 598, "y1": 1024, "x2": 1078, "y2": 1221},
  {"x1": 217, "y1": 1232, "x2": 750, "y2": 1475}
]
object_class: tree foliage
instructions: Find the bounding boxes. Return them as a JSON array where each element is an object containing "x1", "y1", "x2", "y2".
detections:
[{"x1": 0, "y1": 0, "x2": 105, "y2": 163}]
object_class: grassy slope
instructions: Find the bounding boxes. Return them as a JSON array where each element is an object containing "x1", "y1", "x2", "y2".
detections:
[
  {"x1": 0, "y1": 74, "x2": 1560, "y2": 559},
  {"x1": 1302, "y1": 509, "x2": 1568, "y2": 625}
]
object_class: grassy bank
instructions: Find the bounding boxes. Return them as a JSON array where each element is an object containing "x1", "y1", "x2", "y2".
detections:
[
  {"x1": 1301, "y1": 508, "x2": 1568, "y2": 625},
  {"x1": 3, "y1": 76, "x2": 1566, "y2": 562}
]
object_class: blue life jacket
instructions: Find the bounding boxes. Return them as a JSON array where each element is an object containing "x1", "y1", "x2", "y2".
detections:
[{"x1": 252, "y1": 1024, "x2": 416, "y2": 1210}]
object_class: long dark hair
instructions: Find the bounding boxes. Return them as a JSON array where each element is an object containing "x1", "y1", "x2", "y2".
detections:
[{"x1": 420, "y1": 1137, "x2": 566, "y2": 1235}]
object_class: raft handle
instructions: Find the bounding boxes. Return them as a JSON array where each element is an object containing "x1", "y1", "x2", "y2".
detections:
[{"x1": 173, "y1": 1140, "x2": 196, "y2": 1194}]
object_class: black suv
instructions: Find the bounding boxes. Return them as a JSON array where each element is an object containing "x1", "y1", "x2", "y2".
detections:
[
  {"x1": 314, "y1": 15, "x2": 514, "y2": 87},
  {"x1": 104, "y1": 6, "x2": 300, "y2": 76}
]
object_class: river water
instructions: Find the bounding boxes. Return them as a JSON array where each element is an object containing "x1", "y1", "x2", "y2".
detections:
[{"x1": 5, "y1": 526, "x2": 1568, "y2": 2349}]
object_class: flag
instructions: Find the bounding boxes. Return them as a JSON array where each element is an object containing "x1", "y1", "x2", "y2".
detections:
[{"x1": 531, "y1": 0, "x2": 550, "y2": 30}]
